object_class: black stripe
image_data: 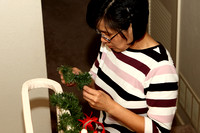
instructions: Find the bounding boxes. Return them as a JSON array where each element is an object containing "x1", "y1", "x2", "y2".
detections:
[
  {"x1": 153, "y1": 120, "x2": 170, "y2": 133},
  {"x1": 99, "y1": 51, "x2": 102, "y2": 59},
  {"x1": 98, "y1": 68, "x2": 145, "y2": 101},
  {"x1": 141, "y1": 44, "x2": 168, "y2": 62},
  {"x1": 102, "y1": 111, "x2": 136, "y2": 133},
  {"x1": 144, "y1": 82, "x2": 178, "y2": 95}
]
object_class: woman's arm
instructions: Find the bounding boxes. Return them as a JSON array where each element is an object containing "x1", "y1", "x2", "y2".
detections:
[
  {"x1": 108, "y1": 99, "x2": 145, "y2": 133},
  {"x1": 83, "y1": 86, "x2": 145, "y2": 133}
]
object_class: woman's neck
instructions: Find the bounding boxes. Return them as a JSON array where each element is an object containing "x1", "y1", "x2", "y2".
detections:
[{"x1": 129, "y1": 32, "x2": 159, "y2": 50}]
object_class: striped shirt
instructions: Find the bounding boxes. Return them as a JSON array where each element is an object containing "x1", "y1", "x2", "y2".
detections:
[{"x1": 89, "y1": 43, "x2": 178, "y2": 133}]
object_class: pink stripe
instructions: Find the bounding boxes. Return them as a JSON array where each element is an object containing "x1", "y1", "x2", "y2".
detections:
[
  {"x1": 101, "y1": 52, "x2": 106, "y2": 60},
  {"x1": 113, "y1": 51, "x2": 150, "y2": 75},
  {"x1": 90, "y1": 71, "x2": 97, "y2": 80},
  {"x1": 146, "y1": 65, "x2": 177, "y2": 81},
  {"x1": 104, "y1": 54, "x2": 144, "y2": 92},
  {"x1": 148, "y1": 113, "x2": 175, "y2": 123}
]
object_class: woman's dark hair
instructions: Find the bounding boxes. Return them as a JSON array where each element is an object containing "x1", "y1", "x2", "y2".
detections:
[{"x1": 86, "y1": 0, "x2": 149, "y2": 43}]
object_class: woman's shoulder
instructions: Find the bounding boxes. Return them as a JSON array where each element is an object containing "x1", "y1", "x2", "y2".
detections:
[{"x1": 127, "y1": 43, "x2": 171, "y2": 62}]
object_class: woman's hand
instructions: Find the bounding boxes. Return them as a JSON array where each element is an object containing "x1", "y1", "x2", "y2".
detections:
[
  {"x1": 83, "y1": 86, "x2": 145, "y2": 133},
  {"x1": 59, "y1": 67, "x2": 81, "y2": 86},
  {"x1": 83, "y1": 86, "x2": 115, "y2": 112}
]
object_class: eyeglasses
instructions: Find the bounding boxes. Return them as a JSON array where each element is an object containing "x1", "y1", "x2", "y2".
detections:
[{"x1": 96, "y1": 30, "x2": 121, "y2": 43}]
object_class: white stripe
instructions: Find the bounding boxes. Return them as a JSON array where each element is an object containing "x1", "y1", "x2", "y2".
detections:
[
  {"x1": 99, "y1": 111, "x2": 121, "y2": 133},
  {"x1": 104, "y1": 112, "x2": 135, "y2": 132},
  {"x1": 107, "y1": 50, "x2": 146, "y2": 81},
  {"x1": 152, "y1": 119, "x2": 173, "y2": 130},
  {"x1": 144, "y1": 117, "x2": 153, "y2": 133},
  {"x1": 95, "y1": 77, "x2": 147, "y2": 109},
  {"x1": 151, "y1": 60, "x2": 175, "y2": 70},
  {"x1": 90, "y1": 63, "x2": 98, "y2": 75},
  {"x1": 123, "y1": 50, "x2": 158, "y2": 70},
  {"x1": 146, "y1": 91, "x2": 178, "y2": 99},
  {"x1": 144, "y1": 74, "x2": 178, "y2": 88},
  {"x1": 148, "y1": 107, "x2": 177, "y2": 115},
  {"x1": 99, "y1": 111, "x2": 104, "y2": 123},
  {"x1": 147, "y1": 74, "x2": 178, "y2": 83},
  {"x1": 104, "y1": 112, "x2": 121, "y2": 125},
  {"x1": 101, "y1": 64, "x2": 145, "y2": 98},
  {"x1": 105, "y1": 127, "x2": 121, "y2": 133}
]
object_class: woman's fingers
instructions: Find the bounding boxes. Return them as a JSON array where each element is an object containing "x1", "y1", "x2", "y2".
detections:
[
  {"x1": 83, "y1": 86, "x2": 95, "y2": 100},
  {"x1": 59, "y1": 70, "x2": 66, "y2": 84},
  {"x1": 83, "y1": 86, "x2": 114, "y2": 112},
  {"x1": 59, "y1": 69, "x2": 75, "y2": 86},
  {"x1": 83, "y1": 86, "x2": 105, "y2": 109},
  {"x1": 72, "y1": 67, "x2": 81, "y2": 75},
  {"x1": 58, "y1": 70, "x2": 62, "y2": 75}
]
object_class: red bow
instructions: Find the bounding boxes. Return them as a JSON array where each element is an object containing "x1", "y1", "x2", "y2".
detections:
[{"x1": 78, "y1": 112, "x2": 105, "y2": 133}]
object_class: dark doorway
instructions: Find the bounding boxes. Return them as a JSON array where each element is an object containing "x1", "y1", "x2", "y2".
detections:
[{"x1": 41, "y1": 0, "x2": 100, "y2": 132}]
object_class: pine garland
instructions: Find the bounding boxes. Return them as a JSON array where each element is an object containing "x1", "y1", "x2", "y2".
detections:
[
  {"x1": 50, "y1": 92, "x2": 84, "y2": 133},
  {"x1": 50, "y1": 65, "x2": 93, "y2": 133},
  {"x1": 57, "y1": 65, "x2": 92, "y2": 90}
]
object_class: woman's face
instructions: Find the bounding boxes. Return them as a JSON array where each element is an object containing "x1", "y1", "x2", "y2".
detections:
[{"x1": 97, "y1": 20, "x2": 133, "y2": 52}]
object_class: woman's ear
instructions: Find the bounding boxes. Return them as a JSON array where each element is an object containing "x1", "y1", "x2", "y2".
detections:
[
  {"x1": 127, "y1": 23, "x2": 133, "y2": 42},
  {"x1": 127, "y1": 23, "x2": 133, "y2": 35}
]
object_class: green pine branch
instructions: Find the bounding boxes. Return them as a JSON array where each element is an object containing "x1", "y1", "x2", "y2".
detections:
[
  {"x1": 57, "y1": 65, "x2": 92, "y2": 90},
  {"x1": 50, "y1": 92, "x2": 84, "y2": 133},
  {"x1": 51, "y1": 65, "x2": 93, "y2": 132}
]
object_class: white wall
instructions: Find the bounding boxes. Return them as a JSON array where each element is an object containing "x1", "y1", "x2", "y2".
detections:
[
  {"x1": 0, "y1": 0, "x2": 51, "y2": 132},
  {"x1": 179, "y1": 0, "x2": 200, "y2": 97},
  {"x1": 176, "y1": 0, "x2": 200, "y2": 131},
  {"x1": 149, "y1": 0, "x2": 200, "y2": 130}
]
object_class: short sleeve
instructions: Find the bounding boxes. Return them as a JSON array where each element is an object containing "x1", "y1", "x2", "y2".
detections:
[{"x1": 144, "y1": 61, "x2": 178, "y2": 133}]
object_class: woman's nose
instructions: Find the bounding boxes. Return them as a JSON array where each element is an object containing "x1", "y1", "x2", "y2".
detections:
[{"x1": 101, "y1": 37, "x2": 108, "y2": 43}]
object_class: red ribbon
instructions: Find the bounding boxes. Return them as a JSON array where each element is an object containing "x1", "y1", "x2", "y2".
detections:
[{"x1": 78, "y1": 112, "x2": 105, "y2": 133}]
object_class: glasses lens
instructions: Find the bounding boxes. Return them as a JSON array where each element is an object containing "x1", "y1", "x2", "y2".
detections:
[
  {"x1": 96, "y1": 29, "x2": 101, "y2": 34},
  {"x1": 96, "y1": 29, "x2": 121, "y2": 43},
  {"x1": 101, "y1": 34, "x2": 111, "y2": 42}
]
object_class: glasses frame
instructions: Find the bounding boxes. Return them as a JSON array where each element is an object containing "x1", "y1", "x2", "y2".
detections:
[{"x1": 96, "y1": 30, "x2": 121, "y2": 43}]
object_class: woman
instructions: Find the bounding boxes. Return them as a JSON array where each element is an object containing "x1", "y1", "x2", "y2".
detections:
[{"x1": 60, "y1": 0, "x2": 178, "y2": 132}]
